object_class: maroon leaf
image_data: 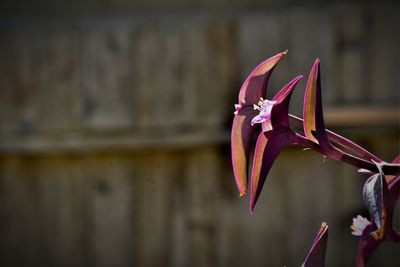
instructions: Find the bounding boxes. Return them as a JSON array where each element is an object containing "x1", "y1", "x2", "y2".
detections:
[
  {"x1": 250, "y1": 128, "x2": 295, "y2": 212},
  {"x1": 362, "y1": 170, "x2": 387, "y2": 230},
  {"x1": 231, "y1": 51, "x2": 287, "y2": 196},
  {"x1": 249, "y1": 76, "x2": 302, "y2": 212},
  {"x1": 271, "y1": 75, "x2": 303, "y2": 129},
  {"x1": 231, "y1": 106, "x2": 258, "y2": 196},
  {"x1": 237, "y1": 51, "x2": 287, "y2": 106},
  {"x1": 355, "y1": 158, "x2": 400, "y2": 267},
  {"x1": 302, "y1": 222, "x2": 329, "y2": 267},
  {"x1": 303, "y1": 59, "x2": 332, "y2": 152},
  {"x1": 300, "y1": 60, "x2": 395, "y2": 174}
]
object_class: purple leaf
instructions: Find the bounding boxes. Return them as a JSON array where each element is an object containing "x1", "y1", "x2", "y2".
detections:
[
  {"x1": 231, "y1": 51, "x2": 287, "y2": 196},
  {"x1": 249, "y1": 76, "x2": 302, "y2": 212},
  {"x1": 271, "y1": 75, "x2": 303, "y2": 129},
  {"x1": 303, "y1": 59, "x2": 332, "y2": 152},
  {"x1": 237, "y1": 51, "x2": 287, "y2": 106},
  {"x1": 249, "y1": 128, "x2": 294, "y2": 212},
  {"x1": 302, "y1": 222, "x2": 329, "y2": 267},
  {"x1": 362, "y1": 172, "x2": 387, "y2": 229},
  {"x1": 355, "y1": 158, "x2": 399, "y2": 266},
  {"x1": 300, "y1": 61, "x2": 397, "y2": 175},
  {"x1": 231, "y1": 106, "x2": 258, "y2": 196}
]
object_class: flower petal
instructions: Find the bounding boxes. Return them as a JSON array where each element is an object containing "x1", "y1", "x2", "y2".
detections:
[
  {"x1": 250, "y1": 114, "x2": 265, "y2": 126},
  {"x1": 250, "y1": 128, "x2": 295, "y2": 212},
  {"x1": 238, "y1": 51, "x2": 287, "y2": 106},
  {"x1": 351, "y1": 215, "x2": 370, "y2": 236},
  {"x1": 302, "y1": 222, "x2": 329, "y2": 267},
  {"x1": 261, "y1": 120, "x2": 273, "y2": 132},
  {"x1": 231, "y1": 106, "x2": 258, "y2": 196}
]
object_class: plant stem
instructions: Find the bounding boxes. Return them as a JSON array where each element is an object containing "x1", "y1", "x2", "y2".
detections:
[{"x1": 293, "y1": 131, "x2": 400, "y2": 176}]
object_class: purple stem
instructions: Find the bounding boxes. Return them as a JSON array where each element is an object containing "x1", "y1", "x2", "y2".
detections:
[
  {"x1": 293, "y1": 132, "x2": 400, "y2": 175},
  {"x1": 289, "y1": 115, "x2": 400, "y2": 175},
  {"x1": 290, "y1": 114, "x2": 381, "y2": 162}
]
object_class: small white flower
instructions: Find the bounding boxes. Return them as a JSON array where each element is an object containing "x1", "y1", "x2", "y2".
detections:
[{"x1": 351, "y1": 215, "x2": 370, "y2": 236}]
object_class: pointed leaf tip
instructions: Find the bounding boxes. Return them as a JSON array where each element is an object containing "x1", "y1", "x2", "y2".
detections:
[
  {"x1": 272, "y1": 75, "x2": 303, "y2": 103},
  {"x1": 303, "y1": 222, "x2": 329, "y2": 267},
  {"x1": 270, "y1": 76, "x2": 303, "y2": 129},
  {"x1": 303, "y1": 59, "x2": 320, "y2": 143},
  {"x1": 303, "y1": 59, "x2": 331, "y2": 152},
  {"x1": 238, "y1": 51, "x2": 287, "y2": 105}
]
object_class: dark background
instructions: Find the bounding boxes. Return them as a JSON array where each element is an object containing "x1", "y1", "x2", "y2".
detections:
[{"x1": 0, "y1": 0, "x2": 399, "y2": 266}]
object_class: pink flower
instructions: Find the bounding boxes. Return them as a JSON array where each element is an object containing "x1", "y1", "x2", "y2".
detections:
[{"x1": 250, "y1": 98, "x2": 277, "y2": 132}]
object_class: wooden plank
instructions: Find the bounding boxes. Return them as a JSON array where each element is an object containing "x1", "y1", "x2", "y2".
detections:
[
  {"x1": 182, "y1": 148, "x2": 219, "y2": 267},
  {"x1": 0, "y1": 26, "x2": 44, "y2": 136},
  {"x1": 35, "y1": 157, "x2": 89, "y2": 267},
  {"x1": 0, "y1": 30, "x2": 21, "y2": 135},
  {"x1": 238, "y1": 13, "x2": 288, "y2": 97},
  {"x1": 0, "y1": 156, "x2": 39, "y2": 266},
  {"x1": 134, "y1": 22, "x2": 185, "y2": 129},
  {"x1": 182, "y1": 20, "x2": 237, "y2": 128},
  {"x1": 0, "y1": 22, "x2": 81, "y2": 134},
  {"x1": 86, "y1": 157, "x2": 134, "y2": 267},
  {"x1": 38, "y1": 23, "x2": 82, "y2": 131},
  {"x1": 200, "y1": 21, "x2": 237, "y2": 127},
  {"x1": 218, "y1": 151, "x2": 291, "y2": 267},
  {"x1": 288, "y1": 9, "x2": 336, "y2": 115},
  {"x1": 339, "y1": 48, "x2": 364, "y2": 103},
  {"x1": 81, "y1": 20, "x2": 137, "y2": 129},
  {"x1": 133, "y1": 153, "x2": 175, "y2": 267},
  {"x1": 279, "y1": 151, "x2": 334, "y2": 265},
  {"x1": 368, "y1": 6, "x2": 399, "y2": 105},
  {"x1": 335, "y1": 5, "x2": 367, "y2": 104}
]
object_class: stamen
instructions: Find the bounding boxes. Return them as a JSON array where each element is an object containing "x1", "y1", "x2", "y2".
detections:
[{"x1": 253, "y1": 103, "x2": 264, "y2": 111}]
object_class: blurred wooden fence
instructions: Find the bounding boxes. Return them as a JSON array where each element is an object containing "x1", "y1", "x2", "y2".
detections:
[{"x1": 0, "y1": 1, "x2": 399, "y2": 267}]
